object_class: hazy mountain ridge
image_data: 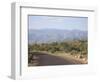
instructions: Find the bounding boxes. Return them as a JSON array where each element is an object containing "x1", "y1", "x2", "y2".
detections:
[{"x1": 28, "y1": 29, "x2": 87, "y2": 44}]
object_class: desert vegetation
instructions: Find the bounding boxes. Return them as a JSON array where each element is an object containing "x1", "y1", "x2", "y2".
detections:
[{"x1": 28, "y1": 40, "x2": 88, "y2": 66}]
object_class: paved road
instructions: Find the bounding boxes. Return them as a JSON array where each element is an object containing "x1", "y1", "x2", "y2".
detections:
[{"x1": 28, "y1": 52, "x2": 85, "y2": 66}]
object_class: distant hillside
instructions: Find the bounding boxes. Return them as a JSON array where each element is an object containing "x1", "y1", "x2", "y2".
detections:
[{"x1": 28, "y1": 29, "x2": 87, "y2": 44}]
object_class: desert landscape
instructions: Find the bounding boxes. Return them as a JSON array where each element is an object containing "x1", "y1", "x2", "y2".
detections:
[{"x1": 28, "y1": 16, "x2": 88, "y2": 66}]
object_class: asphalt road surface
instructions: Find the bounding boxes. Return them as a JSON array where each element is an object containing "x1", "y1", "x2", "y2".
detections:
[{"x1": 28, "y1": 52, "x2": 85, "y2": 66}]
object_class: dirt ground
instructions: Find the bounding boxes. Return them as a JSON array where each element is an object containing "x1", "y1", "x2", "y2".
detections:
[{"x1": 28, "y1": 52, "x2": 87, "y2": 66}]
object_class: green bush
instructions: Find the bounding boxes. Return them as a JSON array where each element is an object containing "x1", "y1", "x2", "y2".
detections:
[{"x1": 28, "y1": 40, "x2": 87, "y2": 55}]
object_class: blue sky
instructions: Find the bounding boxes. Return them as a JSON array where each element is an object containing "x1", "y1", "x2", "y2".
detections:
[{"x1": 28, "y1": 15, "x2": 88, "y2": 31}]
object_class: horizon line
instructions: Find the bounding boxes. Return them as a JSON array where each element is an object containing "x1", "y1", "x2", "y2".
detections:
[{"x1": 29, "y1": 28, "x2": 88, "y2": 31}]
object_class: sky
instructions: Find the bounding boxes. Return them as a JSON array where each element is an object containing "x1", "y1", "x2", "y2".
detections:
[{"x1": 28, "y1": 15, "x2": 88, "y2": 31}]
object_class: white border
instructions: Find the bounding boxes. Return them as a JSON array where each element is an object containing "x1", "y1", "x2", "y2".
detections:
[{"x1": 11, "y1": 2, "x2": 96, "y2": 80}]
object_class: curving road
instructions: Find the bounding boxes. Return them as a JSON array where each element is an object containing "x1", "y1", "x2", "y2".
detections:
[{"x1": 28, "y1": 52, "x2": 85, "y2": 66}]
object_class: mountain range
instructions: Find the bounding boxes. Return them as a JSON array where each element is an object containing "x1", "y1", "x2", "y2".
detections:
[{"x1": 28, "y1": 29, "x2": 87, "y2": 44}]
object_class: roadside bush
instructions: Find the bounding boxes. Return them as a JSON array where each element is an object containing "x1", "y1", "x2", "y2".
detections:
[{"x1": 28, "y1": 40, "x2": 87, "y2": 55}]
